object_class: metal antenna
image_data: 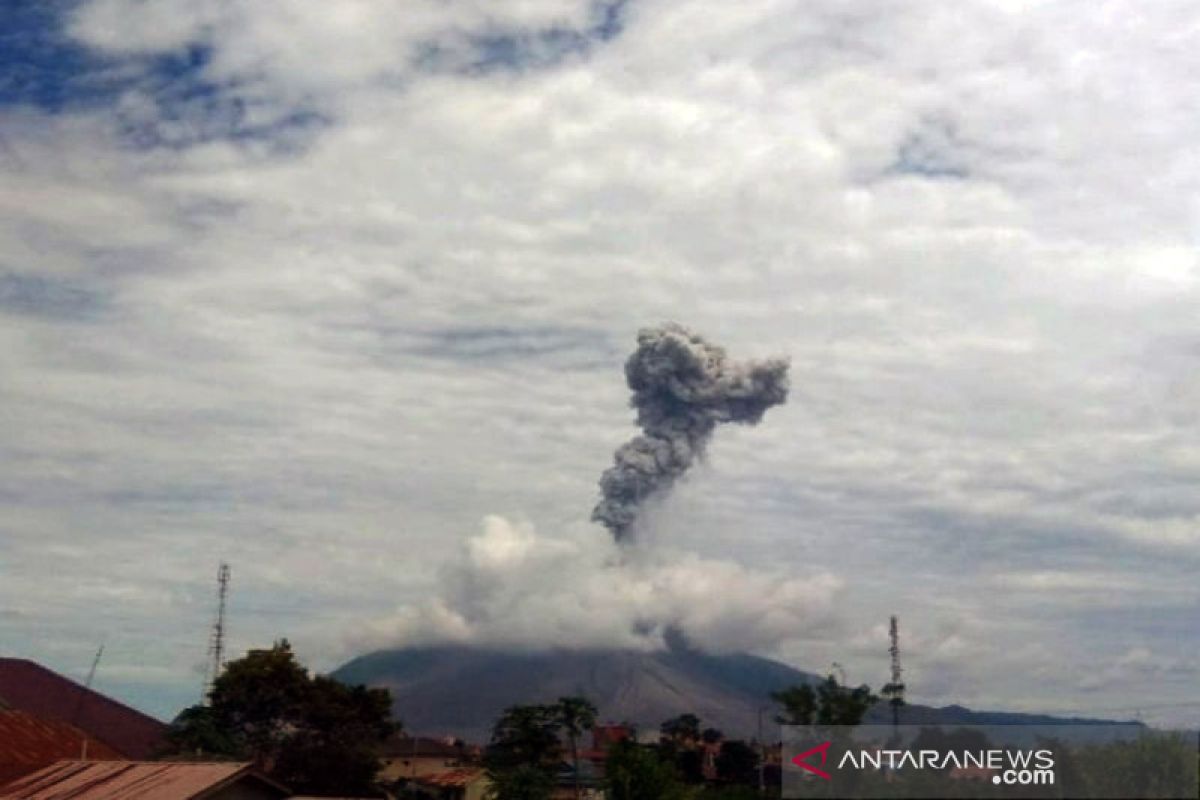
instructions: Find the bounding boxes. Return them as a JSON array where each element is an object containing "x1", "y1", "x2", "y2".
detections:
[
  {"x1": 73, "y1": 644, "x2": 104, "y2": 759},
  {"x1": 882, "y1": 616, "x2": 905, "y2": 728},
  {"x1": 202, "y1": 562, "x2": 231, "y2": 703}
]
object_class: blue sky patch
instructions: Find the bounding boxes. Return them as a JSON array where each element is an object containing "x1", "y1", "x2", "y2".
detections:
[
  {"x1": 418, "y1": 0, "x2": 630, "y2": 74},
  {"x1": 0, "y1": 0, "x2": 103, "y2": 111},
  {"x1": 0, "y1": 1, "x2": 325, "y2": 149},
  {"x1": 0, "y1": 271, "x2": 107, "y2": 320},
  {"x1": 888, "y1": 118, "x2": 972, "y2": 180}
]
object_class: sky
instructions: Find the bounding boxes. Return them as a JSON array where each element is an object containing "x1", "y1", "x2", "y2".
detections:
[{"x1": 0, "y1": 0, "x2": 1198, "y2": 728}]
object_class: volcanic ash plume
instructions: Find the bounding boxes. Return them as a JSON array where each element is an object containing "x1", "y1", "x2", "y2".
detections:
[{"x1": 593, "y1": 323, "x2": 790, "y2": 541}]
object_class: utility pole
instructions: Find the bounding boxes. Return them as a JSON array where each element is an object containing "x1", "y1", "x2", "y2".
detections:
[
  {"x1": 202, "y1": 562, "x2": 231, "y2": 703},
  {"x1": 882, "y1": 616, "x2": 905, "y2": 729}
]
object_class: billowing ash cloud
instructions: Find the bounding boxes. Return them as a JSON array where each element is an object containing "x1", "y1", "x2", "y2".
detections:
[
  {"x1": 360, "y1": 328, "x2": 812, "y2": 656},
  {"x1": 593, "y1": 323, "x2": 790, "y2": 541},
  {"x1": 359, "y1": 515, "x2": 842, "y2": 655}
]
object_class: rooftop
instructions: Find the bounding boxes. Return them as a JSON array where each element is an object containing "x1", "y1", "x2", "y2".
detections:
[
  {"x1": 0, "y1": 760, "x2": 289, "y2": 800},
  {"x1": 0, "y1": 659, "x2": 167, "y2": 759},
  {"x1": 0, "y1": 711, "x2": 122, "y2": 787},
  {"x1": 416, "y1": 767, "x2": 487, "y2": 789}
]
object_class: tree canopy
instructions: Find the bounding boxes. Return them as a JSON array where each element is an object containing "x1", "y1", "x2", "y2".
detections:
[
  {"x1": 771, "y1": 675, "x2": 878, "y2": 727},
  {"x1": 483, "y1": 696, "x2": 605, "y2": 800},
  {"x1": 485, "y1": 703, "x2": 564, "y2": 800},
  {"x1": 605, "y1": 739, "x2": 689, "y2": 800},
  {"x1": 165, "y1": 640, "x2": 396, "y2": 797},
  {"x1": 556, "y1": 696, "x2": 597, "y2": 800}
]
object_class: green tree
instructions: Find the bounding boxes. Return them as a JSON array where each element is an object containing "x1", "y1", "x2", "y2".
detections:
[
  {"x1": 771, "y1": 675, "x2": 877, "y2": 727},
  {"x1": 714, "y1": 740, "x2": 759, "y2": 787},
  {"x1": 165, "y1": 641, "x2": 396, "y2": 796},
  {"x1": 660, "y1": 713, "x2": 702, "y2": 746},
  {"x1": 163, "y1": 705, "x2": 238, "y2": 758},
  {"x1": 771, "y1": 684, "x2": 817, "y2": 726},
  {"x1": 555, "y1": 696, "x2": 597, "y2": 800},
  {"x1": 271, "y1": 676, "x2": 396, "y2": 796},
  {"x1": 485, "y1": 704, "x2": 564, "y2": 800},
  {"x1": 605, "y1": 739, "x2": 688, "y2": 800},
  {"x1": 487, "y1": 763, "x2": 556, "y2": 800},
  {"x1": 208, "y1": 639, "x2": 313, "y2": 761},
  {"x1": 659, "y1": 713, "x2": 706, "y2": 784}
]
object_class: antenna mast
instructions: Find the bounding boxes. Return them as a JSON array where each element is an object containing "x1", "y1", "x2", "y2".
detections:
[
  {"x1": 883, "y1": 615, "x2": 905, "y2": 728},
  {"x1": 73, "y1": 644, "x2": 104, "y2": 759},
  {"x1": 202, "y1": 562, "x2": 231, "y2": 702}
]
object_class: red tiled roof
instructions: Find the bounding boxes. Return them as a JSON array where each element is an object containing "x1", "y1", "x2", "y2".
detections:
[
  {"x1": 591, "y1": 724, "x2": 632, "y2": 750},
  {"x1": 0, "y1": 659, "x2": 167, "y2": 759},
  {"x1": 418, "y1": 768, "x2": 486, "y2": 788},
  {"x1": 0, "y1": 711, "x2": 123, "y2": 787},
  {"x1": 0, "y1": 760, "x2": 289, "y2": 800}
]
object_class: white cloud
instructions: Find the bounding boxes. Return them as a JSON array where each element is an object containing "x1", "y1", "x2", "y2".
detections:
[{"x1": 358, "y1": 515, "x2": 843, "y2": 654}]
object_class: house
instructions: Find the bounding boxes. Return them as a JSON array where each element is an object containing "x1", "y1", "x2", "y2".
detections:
[
  {"x1": 377, "y1": 736, "x2": 477, "y2": 782},
  {"x1": 547, "y1": 723, "x2": 635, "y2": 799},
  {"x1": 0, "y1": 659, "x2": 167, "y2": 759},
  {"x1": 590, "y1": 724, "x2": 632, "y2": 751},
  {"x1": 0, "y1": 710, "x2": 123, "y2": 787},
  {"x1": 0, "y1": 760, "x2": 290, "y2": 800},
  {"x1": 406, "y1": 767, "x2": 490, "y2": 800}
]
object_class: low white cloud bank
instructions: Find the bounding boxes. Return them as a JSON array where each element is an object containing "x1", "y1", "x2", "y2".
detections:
[{"x1": 361, "y1": 515, "x2": 842, "y2": 654}]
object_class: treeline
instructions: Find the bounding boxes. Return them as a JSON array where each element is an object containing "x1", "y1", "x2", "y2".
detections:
[
  {"x1": 481, "y1": 673, "x2": 880, "y2": 800},
  {"x1": 483, "y1": 703, "x2": 761, "y2": 800},
  {"x1": 157, "y1": 640, "x2": 898, "y2": 799}
]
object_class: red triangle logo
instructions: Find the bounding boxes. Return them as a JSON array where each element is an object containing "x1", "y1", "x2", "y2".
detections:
[{"x1": 792, "y1": 740, "x2": 833, "y2": 780}]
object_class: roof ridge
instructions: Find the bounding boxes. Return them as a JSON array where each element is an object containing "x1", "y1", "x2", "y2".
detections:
[
  {"x1": 48, "y1": 760, "x2": 250, "y2": 766},
  {"x1": 0, "y1": 658, "x2": 164, "y2": 725}
]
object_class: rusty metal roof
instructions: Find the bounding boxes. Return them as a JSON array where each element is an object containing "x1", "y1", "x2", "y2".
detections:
[
  {"x1": 0, "y1": 711, "x2": 122, "y2": 788},
  {"x1": 0, "y1": 760, "x2": 289, "y2": 800},
  {"x1": 0, "y1": 659, "x2": 167, "y2": 759},
  {"x1": 417, "y1": 767, "x2": 486, "y2": 788}
]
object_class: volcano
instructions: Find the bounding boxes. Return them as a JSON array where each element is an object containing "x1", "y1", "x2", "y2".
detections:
[
  {"x1": 331, "y1": 644, "x2": 1137, "y2": 743},
  {"x1": 332, "y1": 643, "x2": 818, "y2": 742}
]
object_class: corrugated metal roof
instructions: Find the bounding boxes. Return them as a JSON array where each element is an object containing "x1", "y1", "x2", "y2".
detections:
[
  {"x1": 418, "y1": 767, "x2": 486, "y2": 788},
  {"x1": 0, "y1": 711, "x2": 122, "y2": 787},
  {"x1": 0, "y1": 660, "x2": 167, "y2": 759},
  {"x1": 0, "y1": 760, "x2": 289, "y2": 800}
]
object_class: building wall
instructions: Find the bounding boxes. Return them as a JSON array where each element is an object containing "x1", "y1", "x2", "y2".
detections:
[{"x1": 463, "y1": 778, "x2": 492, "y2": 800}]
